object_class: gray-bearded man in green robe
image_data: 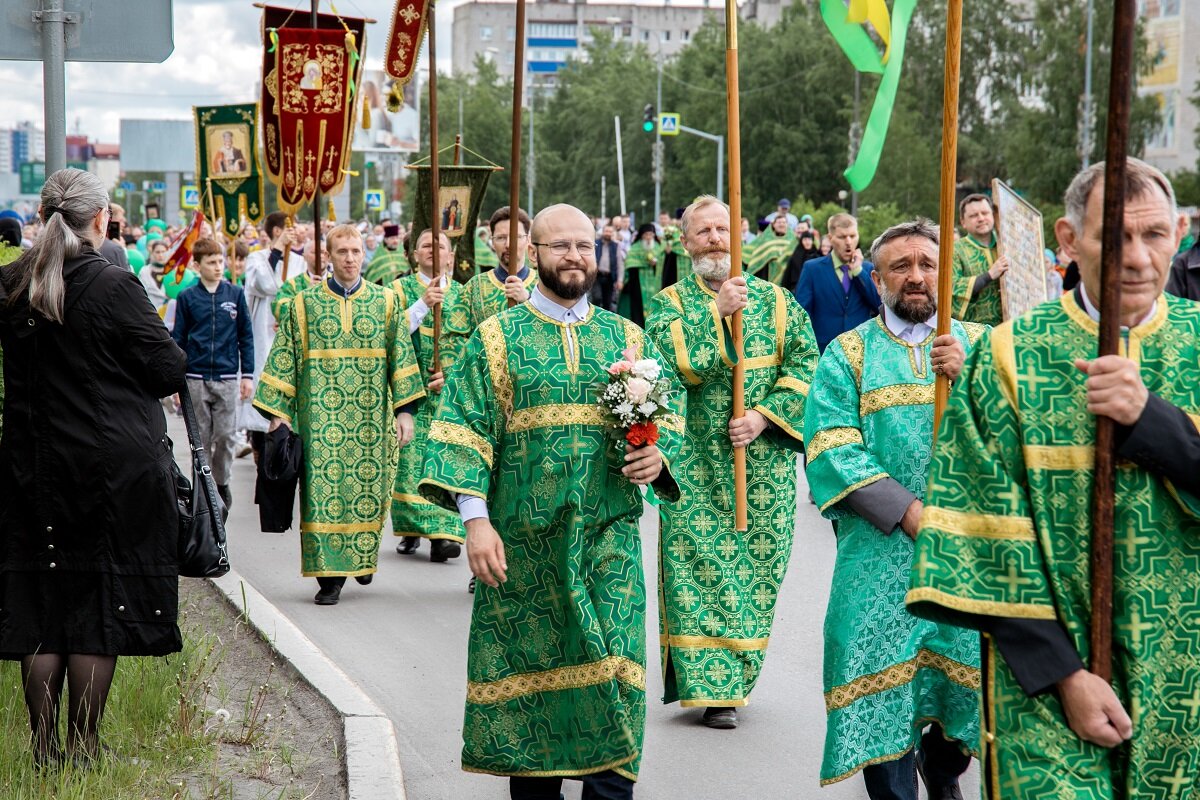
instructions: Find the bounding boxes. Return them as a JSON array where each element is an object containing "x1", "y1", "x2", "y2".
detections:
[
  {"x1": 419, "y1": 203, "x2": 685, "y2": 798},
  {"x1": 254, "y1": 224, "x2": 425, "y2": 606},
  {"x1": 804, "y1": 219, "x2": 983, "y2": 798},
  {"x1": 646, "y1": 194, "x2": 819, "y2": 730}
]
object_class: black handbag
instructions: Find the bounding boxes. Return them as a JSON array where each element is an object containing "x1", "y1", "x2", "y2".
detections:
[{"x1": 175, "y1": 383, "x2": 231, "y2": 578}]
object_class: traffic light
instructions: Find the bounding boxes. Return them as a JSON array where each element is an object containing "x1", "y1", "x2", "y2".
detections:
[{"x1": 642, "y1": 104, "x2": 656, "y2": 133}]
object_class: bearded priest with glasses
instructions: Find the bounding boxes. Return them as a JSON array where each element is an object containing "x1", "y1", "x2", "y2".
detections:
[{"x1": 644, "y1": 195, "x2": 819, "y2": 730}]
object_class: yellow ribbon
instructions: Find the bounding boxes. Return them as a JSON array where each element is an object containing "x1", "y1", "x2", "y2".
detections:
[{"x1": 847, "y1": 0, "x2": 892, "y2": 63}]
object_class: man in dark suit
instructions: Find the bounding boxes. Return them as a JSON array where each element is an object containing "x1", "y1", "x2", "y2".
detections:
[{"x1": 793, "y1": 212, "x2": 881, "y2": 351}]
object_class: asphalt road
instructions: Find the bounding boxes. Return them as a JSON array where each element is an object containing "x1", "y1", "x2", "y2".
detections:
[{"x1": 185, "y1": 417, "x2": 978, "y2": 800}]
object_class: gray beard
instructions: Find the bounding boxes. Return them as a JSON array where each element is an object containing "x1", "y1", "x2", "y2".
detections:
[
  {"x1": 693, "y1": 252, "x2": 731, "y2": 281},
  {"x1": 880, "y1": 282, "x2": 937, "y2": 324}
]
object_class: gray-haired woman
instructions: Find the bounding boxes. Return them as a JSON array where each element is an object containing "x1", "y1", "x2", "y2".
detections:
[{"x1": 0, "y1": 168, "x2": 187, "y2": 767}]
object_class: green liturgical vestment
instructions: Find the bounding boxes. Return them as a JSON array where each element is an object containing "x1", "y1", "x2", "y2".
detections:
[
  {"x1": 363, "y1": 247, "x2": 410, "y2": 285},
  {"x1": 646, "y1": 273, "x2": 818, "y2": 707},
  {"x1": 271, "y1": 272, "x2": 323, "y2": 322},
  {"x1": 389, "y1": 274, "x2": 470, "y2": 542},
  {"x1": 908, "y1": 291, "x2": 1200, "y2": 799},
  {"x1": 745, "y1": 230, "x2": 796, "y2": 285},
  {"x1": 254, "y1": 281, "x2": 425, "y2": 577},
  {"x1": 461, "y1": 268, "x2": 538, "y2": 333},
  {"x1": 618, "y1": 241, "x2": 663, "y2": 320},
  {"x1": 951, "y1": 235, "x2": 1003, "y2": 326},
  {"x1": 804, "y1": 316, "x2": 985, "y2": 785},
  {"x1": 419, "y1": 302, "x2": 685, "y2": 781},
  {"x1": 475, "y1": 237, "x2": 500, "y2": 270}
]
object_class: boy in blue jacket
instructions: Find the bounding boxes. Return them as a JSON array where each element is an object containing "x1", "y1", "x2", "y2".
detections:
[{"x1": 172, "y1": 237, "x2": 254, "y2": 509}]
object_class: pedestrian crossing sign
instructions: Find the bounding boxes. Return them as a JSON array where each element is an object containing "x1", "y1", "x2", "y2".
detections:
[
  {"x1": 659, "y1": 113, "x2": 680, "y2": 136},
  {"x1": 180, "y1": 185, "x2": 200, "y2": 210},
  {"x1": 364, "y1": 190, "x2": 385, "y2": 212}
]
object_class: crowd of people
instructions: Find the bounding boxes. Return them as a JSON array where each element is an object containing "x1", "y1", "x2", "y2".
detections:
[{"x1": 1, "y1": 158, "x2": 1200, "y2": 800}]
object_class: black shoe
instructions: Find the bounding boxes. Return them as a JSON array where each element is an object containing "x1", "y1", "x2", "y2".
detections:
[
  {"x1": 355, "y1": 573, "x2": 374, "y2": 585},
  {"x1": 217, "y1": 484, "x2": 233, "y2": 511},
  {"x1": 430, "y1": 539, "x2": 462, "y2": 562},
  {"x1": 916, "y1": 743, "x2": 965, "y2": 800},
  {"x1": 468, "y1": 576, "x2": 476, "y2": 594},
  {"x1": 314, "y1": 578, "x2": 343, "y2": 605},
  {"x1": 396, "y1": 536, "x2": 420, "y2": 555},
  {"x1": 701, "y1": 707, "x2": 738, "y2": 729}
]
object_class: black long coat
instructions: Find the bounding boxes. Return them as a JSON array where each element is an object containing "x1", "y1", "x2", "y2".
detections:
[{"x1": 0, "y1": 247, "x2": 187, "y2": 657}]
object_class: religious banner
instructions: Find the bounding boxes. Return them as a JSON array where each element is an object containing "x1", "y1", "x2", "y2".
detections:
[
  {"x1": 270, "y1": 26, "x2": 361, "y2": 216},
  {"x1": 384, "y1": 0, "x2": 431, "y2": 109},
  {"x1": 194, "y1": 103, "x2": 264, "y2": 238},
  {"x1": 992, "y1": 178, "x2": 1049, "y2": 320},
  {"x1": 409, "y1": 165, "x2": 493, "y2": 284},
  {"x1": 259, "y1": 6, "x2": 366, "y2": 191}
]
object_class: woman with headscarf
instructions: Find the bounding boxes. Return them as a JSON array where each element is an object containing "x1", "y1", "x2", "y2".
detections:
[
  {"x1": 781, "y1": 228, "x2": 823, "y2": 294},
  {"x1": 617, "y1": 222, "x2": 662, "y2": 327},
  {"x1": 0, "y1": 168, "x2": 187, "y2": 768}
]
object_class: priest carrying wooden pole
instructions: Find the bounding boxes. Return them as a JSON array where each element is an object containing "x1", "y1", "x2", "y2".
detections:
[{"x1": 725, "y1": 0, "x2": 748, "y2": 531}]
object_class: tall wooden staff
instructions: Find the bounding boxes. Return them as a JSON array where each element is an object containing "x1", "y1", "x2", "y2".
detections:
[
  {"x1": 932, "y1": 0, "x2": 963, "y2": 433},
  {"x1": 1090, "y1": 0, "x2": 1136, "y2": 681},
  {"x1": 726, "y1": 0, "x2": 748, "y2": 532},
  {"x1": 507, "y1": 0, "x2": 527, "y2": 306},
  {"x1": 309, "y1": 0, "x2": 323, "y2": 281},
  {"x1": 428, "y1": 5, "x2": 444, "y2": 372}
]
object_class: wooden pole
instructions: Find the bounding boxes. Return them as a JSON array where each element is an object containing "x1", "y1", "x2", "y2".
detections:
[
  {"x1": 310, "y1": 0, "x2": 323, "y2": 283},
  {"x1": 1089, "y1": 0, "x2": 1136, "y2": 682},
  {"x1": 933, "y1": 0, "x2": 963, "y2": 435},
  {"x1": 428, "y1": 5, "x2": 444, "y2": 374},
  {"x1": 726, "y1": 0, "x2": 748, "y2": 532},
  {"x1": 507, "y1": 0, "x2": 527, "y2": 305}
]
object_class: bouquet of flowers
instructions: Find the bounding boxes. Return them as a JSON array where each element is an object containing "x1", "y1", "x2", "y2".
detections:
[{"x1": 597, "y1": 347, "x2": 678, "y2": 450}]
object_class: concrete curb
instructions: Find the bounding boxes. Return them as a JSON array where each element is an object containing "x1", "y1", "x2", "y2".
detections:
[{"x1": 208, "y1": 569, "x2": 406, "y2": 800}]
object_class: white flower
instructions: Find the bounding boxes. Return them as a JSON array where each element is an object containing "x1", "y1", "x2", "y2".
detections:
[
  {"x1": 615, "y1": 402, "x2": 634, "y2": 417},
  {"x1": 626, "y1": 377, "x2": 653, "y2": 404},
  {"x1": 632, "y1": 359, "x2": 661, "y2": 381},
  {"x1": 637, "y1": 401, "x2": 659, "y2": 416}
]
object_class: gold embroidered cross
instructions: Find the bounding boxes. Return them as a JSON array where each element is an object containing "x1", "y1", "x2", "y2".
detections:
[
  {"x1": 398, "y1": 3, "x2": 420, "y2": 24},
  {"x1": 1160, "y1": 765, "x2": 1189, "y2": 799},
  {"x1": 484, "y1": 594, "x2": 514, "y2": 627},
  {"x1": 1180, "y1": 687, "x2": 1200, "y2": 723},
  {"x1": 996, "y1": 560, "x2": 1033, "y2": 600},
  {"x1": 1002, "y1": 770, "x2": 1032, "y2": 796},
  {"x1": 915, "y1": 552, "x2": 939, "y2": 582},
  {"x1": 1119, "y1": 609, "x2": 1153, "y2": 649},
  {"x1": 1116, "y1": 520, "x2": 1149, "y2": 561}
]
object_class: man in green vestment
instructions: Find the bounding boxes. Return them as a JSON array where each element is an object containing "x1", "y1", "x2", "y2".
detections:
[
  {"x1": 461, "y1": 206, "x2": 536, "y2": 333},
  {"x1": 474, "y1": 225, "x2": 500, "y2": 271},
  {"x1": 805, "y1": 219, "x2": 984, "y2": 797},
  {"x1": 950, "y1": 194, "x2": 1010, "y2": 326},
  {"x1": 419, "y1": 203, "x2": 685, "y2": 798},
  {"x1": 254, "y1": 225, "x2": 426, "y2": 606},
  {"x1": 908, "y1": 158, "x2": 1200, "y2": 799},
  {"x1": 617, "y1": 224, "x2": 662, "y2": 327},
  {"x1": 746, "y1": 215, "x2": 797, "y2": 285},
  {"x1": 390, "y1": 229, "x2": 470, "y2": 561},
  {"x1": 645, "y1": 195, "x2": 819, "y2": 729},
  {"x1": 363, "y1": 223, "x2": 410, "y2": 285}
]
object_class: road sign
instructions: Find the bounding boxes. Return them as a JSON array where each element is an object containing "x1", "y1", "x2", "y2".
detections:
[
  {"x1": 119, "y1": 181, "x2": 135, "y2": 192},
  {"x1": 180, "y1": 185, "x2": 200, "y2": 210},
  {"x1": 364, "y1": 189, "x2": 385, "y2": 212},
  {"x1": 659, "y1": 113, "x2": 680, "y2": 136},
  {"x1": 151, "y1": 181, "x2": 167, "y2": 192},
  {"x1": 0, "y1": 1, "x2": 173, "y2": 62}
]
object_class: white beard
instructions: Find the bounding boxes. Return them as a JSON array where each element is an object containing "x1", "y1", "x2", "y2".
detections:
[{"x1": 692, "y1": 251, "x2": 731, "y2": 281}]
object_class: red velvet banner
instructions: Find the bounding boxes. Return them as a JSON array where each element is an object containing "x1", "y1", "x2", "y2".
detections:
[
  {"x1": 259, "y1": 6, "x2": 366, "y2": 188},
  {"x1": 384, "y1": 0, "x2": 431, "y2": 85},
  {"x1": 272, "y1": 26, "x2": 359, "y2": 216}
]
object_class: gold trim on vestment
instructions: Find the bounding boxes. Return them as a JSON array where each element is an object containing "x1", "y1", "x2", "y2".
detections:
[
  {"x1": 773, "y1": 284, "x2": 787, "y2": 361},
  {"x1": 420, "y1": 477, "x2": 487, "y2": 501},
  {"x1": 820, "y1": 745, "x2": 915, "y2": 787},
  {"x1": 301, "y1": 567, "x2": 378, "y2": 578},
  {"x1": 921, "y1": 506, "x2": 1037, "y2": 540},
  {"x1": 755, "y1": 405, "x2": 804, "y2": 445},
  {"x1": 294, "y1": 293, "x2": 309, "y2": 354},
  {"x1": 259, "y1": 372, "x2": 296, "y2": 397},
  {"x1": 669, "y1": 318, "x2": 702, "y2": 386},
  {"x1": 713, "y1": 303, "x2": 735, "y2": 369},
  {"x1": 1188, "y1": 414, "x2": 1200, "y2": 434},
  {"x1": 774, "y1": 375, "x2": 810, "y2": 395},
  {"x1": 300, "y1": 519, "x2": 385, "y2": 534},
  {"x1": 658, "y1": 634, "x2": 769, "y2": 652},
  {"x1": 838, "y1": 330, "x2": 865, "y2": 389},
  {"x1": 392, "y1": 491, "x2": 432, "y2": 505},
  {"x1": 743, "y1": 354, "x2": 781, "y2": 371},
  {"x1": 251, "y1": 398, "x2": 291, "y2": 424},
  {"x1": 904, "y1": 587, "x2": 1057, "y2": 620},
  {"x1": 393, "y1": 532, "x2": 466, "y2": 542},
  {"x1": 430, "y1": 421, "x2": 494, "y2": 467},
  {"x1": 479, "y1": 317, "x2": 513, "y2": 422},
  {"x1": 807, "y1": 427, "x2": 863, "y2": 462},
  {"x1": 1023, "y1": 444, "x2": 1094, "y2": 471},
  {"x1": 466, "y1": 655, "x2": 645, "y2": 705},
  {"x1": 990, "y1": 322, "x2": 1018, "y2": 411},
  {"x1": 662, "y1": 285, "x2": 684, "y2": 313},
  {"x1": 507, "y1": 404, "x2": 605, "y2": 433},
  {"x1": 679, "y1": 698, "x2": 749, "y2": 708},
  {"x1": 623, "y1": 321, "x2": 644, "y2": 359},
  {"x1": 660, "y1": 414, "x2": 686, "y2": 433},
  {"x1": 860, "y1": 383, "x2": 935, "y2": 416},
  {"x1": 462, "y1": 752, "x2": 638, "y2": 781},
  {"x1": 306, "y1": 347, "x2": 386, "y2": 359},
  {"x1": 820, "y1": 472, "x2": 888, "y2": 512},
  {"x1": 391, "y1": 362, "x2": 421, "y2": 381},
  {"x1": 962, "y1": 321, "x2": 987, "y2": 347},
  {"x1": 391, "y1": 389, "x2": 425, "y2": 412},
  {"x1": 384, "y1": 285, "x2": 395, "y2": 329},
  {"x1": 824, "y1": 648, "x2": 980, "y2": 713}
]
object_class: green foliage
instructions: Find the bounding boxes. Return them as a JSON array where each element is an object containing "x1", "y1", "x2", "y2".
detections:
[{"x1": 1172, "y1": 170, "x2": 1200, "y2": 207}]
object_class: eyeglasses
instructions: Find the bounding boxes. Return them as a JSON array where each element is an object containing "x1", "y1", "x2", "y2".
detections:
[
  {"x1": 533, "y1": 240, "x2": 595, "y2": 256},
  {"x1": 491, "y1": 233, "x2": 528, "y2": 245}
]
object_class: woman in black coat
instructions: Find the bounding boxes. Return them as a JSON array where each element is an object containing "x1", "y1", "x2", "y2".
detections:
[{"x1": 0, "y1": 168, "x2": 187, "y2": 766}]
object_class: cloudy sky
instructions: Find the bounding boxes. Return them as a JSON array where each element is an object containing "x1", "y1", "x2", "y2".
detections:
[{"x1": 0, "y1": 0, "x2": 455, "y2": 143}]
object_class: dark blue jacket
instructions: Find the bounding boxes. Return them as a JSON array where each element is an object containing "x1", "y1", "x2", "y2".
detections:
[
  {"x1": 793, "y1": 254, "x2": 881, "y2": 352},
  {"x1": 172, "y1": 280, "x2": 254, "y2": 380}
]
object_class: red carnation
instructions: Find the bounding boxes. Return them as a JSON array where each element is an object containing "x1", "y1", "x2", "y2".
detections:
[{"x1": 626, "y1": 422, "x2": 660, "y2": 447}]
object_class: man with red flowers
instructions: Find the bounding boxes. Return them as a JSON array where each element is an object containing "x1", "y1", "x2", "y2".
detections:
[{"x1": 645, "y1": 195, "x2": 819, "y2": 730}]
